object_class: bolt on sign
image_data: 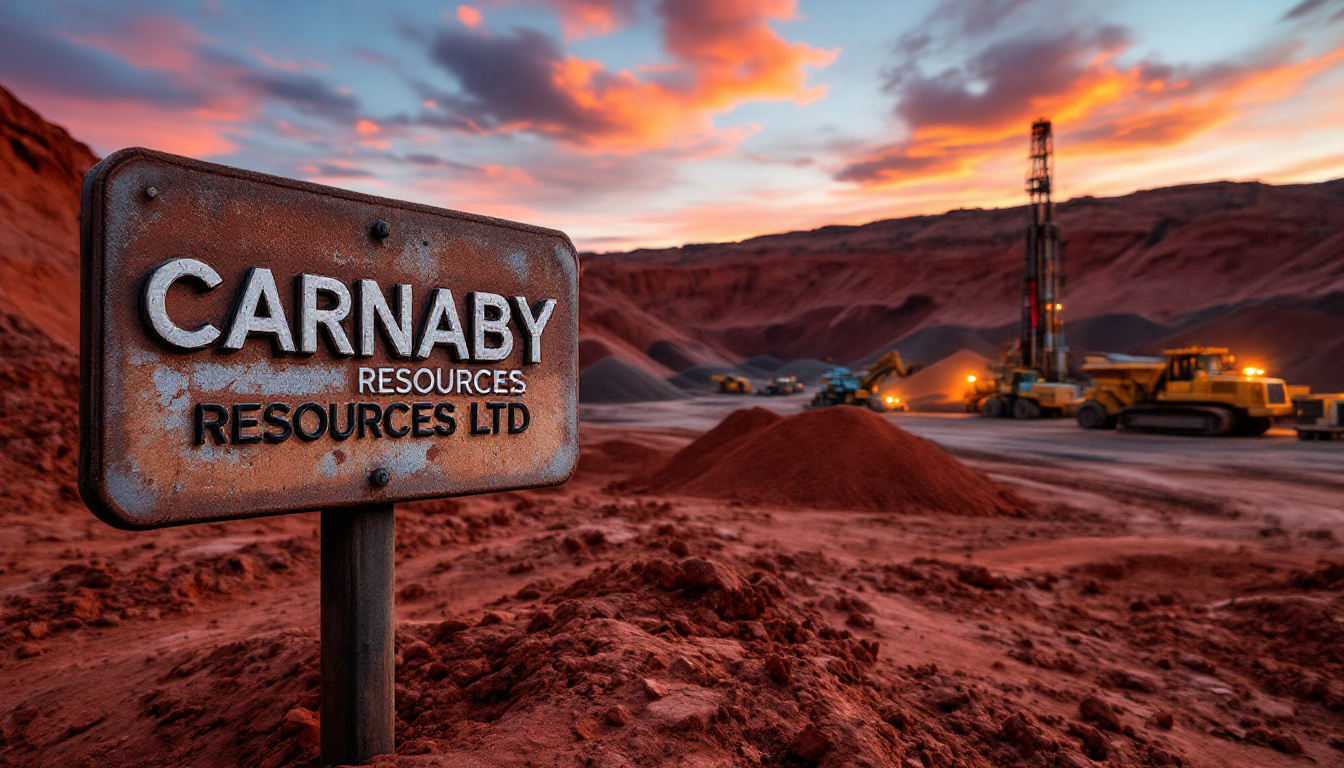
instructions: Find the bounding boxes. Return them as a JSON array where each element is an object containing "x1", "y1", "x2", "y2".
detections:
[{"x1": 79, "y1": 148, "x2": 579, "y2": 528}]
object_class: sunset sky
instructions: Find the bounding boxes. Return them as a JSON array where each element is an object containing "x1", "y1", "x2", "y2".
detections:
[{"x1": 3, "y1": 0, "x2": 1344, "y2": 251}]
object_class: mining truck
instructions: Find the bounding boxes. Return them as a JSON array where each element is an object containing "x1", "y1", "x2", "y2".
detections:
[
  {"x1": 711, "y1": 374, "x2": 752, "y2": 394},
  {"x1": 811, "y1": 351, "x2": 916, "y2": 412},
  {"x1": 1293, "y1": 392, "x2": 1344, "y2": 440},
  {"x1": 759, "y1": 376, "x2": 804, "y2": 396},
  {"x1": 1075, "y1": 347, "x2": 1294, "y2": 436}
]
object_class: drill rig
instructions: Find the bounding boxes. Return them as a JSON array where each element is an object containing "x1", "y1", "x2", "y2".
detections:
[{"x1": 967, "y1": 118, "x2": 1081, "y2": 418}]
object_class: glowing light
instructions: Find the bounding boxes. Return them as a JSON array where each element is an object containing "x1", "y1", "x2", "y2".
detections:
[
  {"x1": 1242, "y1": 367, "x2": 1265, "y2": 376},
  {"x1": 967, "y1": 375, "x2": 977, "y2": 383},
  {"x1": 885, "y1": 396, "x2": 896, "y2": 404}
]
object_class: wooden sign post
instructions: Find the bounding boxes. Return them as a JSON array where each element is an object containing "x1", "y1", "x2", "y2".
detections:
[
  {"x1": 321, "y1": 504, "x2": 395, "y2": 764},
  {"x1": 79, "y1": 149, "x2": 579, "y2": 765}
]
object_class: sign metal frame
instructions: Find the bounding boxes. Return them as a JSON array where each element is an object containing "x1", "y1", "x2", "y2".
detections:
[{"x1": 79, "y1": 147, "x2": 579, "y2": 530}]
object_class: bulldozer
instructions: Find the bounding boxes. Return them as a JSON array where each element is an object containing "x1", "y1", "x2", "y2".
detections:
[
  {"x1": 711, "y1": 374, "x2": 752, "y2": 394},
  {"x1": 1075, "y1": 347, "x2": 1294, "y2": 436},
  {"x1": 810, "y1": 350, "x2": 917, "y2": 412},
  {"x1": 966, "y1": 364, "x2": 1082, "y2": 419}
]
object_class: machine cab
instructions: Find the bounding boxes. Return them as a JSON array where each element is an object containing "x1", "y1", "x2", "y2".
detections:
[
  {"x1": 1164, "y1": 347, "x2": 1235, "y2": 394},
  {"x1": 1010, "y1": 369, "x2": 1040, "y2": 393}
]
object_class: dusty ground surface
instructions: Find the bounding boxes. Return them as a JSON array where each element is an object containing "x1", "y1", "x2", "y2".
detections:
[{"x1": 3, "y1": 392, "x2": 1342, "y2": 768}]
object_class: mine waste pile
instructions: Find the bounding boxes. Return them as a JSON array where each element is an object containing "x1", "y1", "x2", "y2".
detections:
[
  {"x1": 579, "y1": 356, "x2": 689, "y2": 404},
  {"x1": 637, "y1": 407, "x2": 1030, "y2": 516}
]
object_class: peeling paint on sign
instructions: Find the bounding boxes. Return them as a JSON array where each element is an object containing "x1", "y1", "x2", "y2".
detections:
[{"x1": 80, "y1": 148, "x2": 579, "y2": 529}]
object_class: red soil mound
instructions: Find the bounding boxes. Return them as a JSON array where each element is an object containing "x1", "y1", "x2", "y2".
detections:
[
  {"x1": 653, "y1": 406, "x2": 783, "y2": 487},
  {"x1": 0, "y1": 311, "x2": 79, "y2": 517},
  {"x1": 0, "y1": 85, "x2": 97, "y2": 346},
  {"x1": 643, "y1": 407, "x2": 1027, "y2": 515}
]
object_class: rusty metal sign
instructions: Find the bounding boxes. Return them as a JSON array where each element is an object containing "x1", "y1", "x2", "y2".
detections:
[{"x1": 80, "y1": 148, "x2": 578, "y2": 529}]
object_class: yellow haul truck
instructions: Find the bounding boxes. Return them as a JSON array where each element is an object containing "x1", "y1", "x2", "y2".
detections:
[
  {"x1": 711, "y1": 374, "x2": 753, "y2": 394},
  {"x1": 1075, "y1": 347, "x2": 1294, "y2": 436}
]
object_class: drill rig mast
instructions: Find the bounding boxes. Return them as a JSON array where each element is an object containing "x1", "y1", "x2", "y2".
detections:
[{"x1": 1023, "y1": 118, "x2": 1066, "y2": 381}]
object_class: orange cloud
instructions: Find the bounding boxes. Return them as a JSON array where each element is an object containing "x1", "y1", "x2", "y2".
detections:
[
  {"x1": 839, "y1": 27, "x2": 1344, "y2": 188},
  {"x1": 426, "y1": 0, "x2": 834, "y2": 152},
  {"x1": 457, "y1": 5, "x2": 483, "y2": 28},
  {"x1": 485, "y1": 0, "x2": 637, "y2": 39},
  {"x1": 545, "y1": 0, "x2": 634, "y2": 38}
]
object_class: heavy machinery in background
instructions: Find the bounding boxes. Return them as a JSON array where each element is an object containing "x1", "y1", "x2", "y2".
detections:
[
  {"x1": 1291, "y1": 392, "x2": 1344, "y2": 440},
  {"x1": 812, "y1": 350, "x2": 917, "y2": 412},
  {"x1": 967, "y1": 118, "x2": 1082, "y2": 419},
  {"x1": 711, "y1": 374, "x2": 752, "y2": 394},
  {"x1": 759, "y1": 376, "x2": 805, "y2": 396},
  {"x1": 1075, "y1": 347, "x2": 1295, "y2": 436},
  {"x1": 966, "y1": 368, "x2": 1082, "y2": 419}
]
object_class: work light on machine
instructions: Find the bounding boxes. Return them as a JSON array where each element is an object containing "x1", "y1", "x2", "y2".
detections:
[
  {"x1": 1242, "y1": 367, "x2": 1265, "y2": 376},
  {"x1": 967, "y1": 374, "x2": 977, "y2": 383}
]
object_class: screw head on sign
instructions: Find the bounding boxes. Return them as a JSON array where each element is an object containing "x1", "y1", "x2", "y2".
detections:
[
  {"x1": 145, "y1": 186, "x2": 158, "y2": 199},
  {"x1": 371, "y1": 220, "x2": 391, "y2": 240},
  {"x1": 370, "y1": 468, "x2": 390, "y2": 488}
]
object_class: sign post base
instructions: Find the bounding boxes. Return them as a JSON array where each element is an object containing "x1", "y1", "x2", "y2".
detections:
[{"x1": 321, "y1": 504, "x2": 395, "y2": 766}]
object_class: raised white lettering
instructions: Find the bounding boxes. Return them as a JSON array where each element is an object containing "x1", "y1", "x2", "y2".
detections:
[
  {"x1": 358, "y1": 280, "x2": 413, "y2": 358},
  {"x1": 143, "y1": 258, "x2": 222, "y2": 350},
  {"x1": 512, "y1": 297, "x2": 555, "y2": 365},
  {"x1": 469, "y1": 292, "x2": 513, "y2": 362},
  {"x1": 299, "y1": 274, "x2": 354, "y2": 355},
  {"x1": 223, "y1": 268, "x2": 295, "y2": 353}
]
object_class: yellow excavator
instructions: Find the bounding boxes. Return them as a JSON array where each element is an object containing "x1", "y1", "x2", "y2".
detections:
[
  {"x1": 1076, "y1": 347, "x2": 1294, "y2": 436},
  {"x1": 711, "y1": 374, "x2": 752, "y2": 394},
  {"x1": 811, "y1": 350, "x2": 917, "y2": 412}
]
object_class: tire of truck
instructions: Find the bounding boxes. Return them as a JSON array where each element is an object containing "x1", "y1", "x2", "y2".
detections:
[
  {"x1": 1012, "y1": 398, "x2": 1043, "y2": 419},
  {"x1": 981, "y1": 397, "x2": 1005, "y2": 418},
  {"x1": 1076, "y1": 400, "x2": 1112, "y2": 430},
  {"x1": 868, "y1": 396, "x2": 889, "y2": 413}
]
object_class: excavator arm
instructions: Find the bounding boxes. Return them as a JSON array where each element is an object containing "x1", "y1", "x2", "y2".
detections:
[{"x1": 860, "y1": 351, "x2": 917, "y2": 392}]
